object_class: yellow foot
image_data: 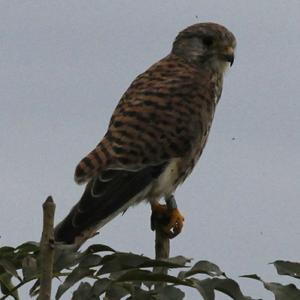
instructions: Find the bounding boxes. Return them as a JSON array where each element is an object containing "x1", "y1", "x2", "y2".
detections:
[{"x1": 151, "y1": 203, "x2": 185, "y2": 238}]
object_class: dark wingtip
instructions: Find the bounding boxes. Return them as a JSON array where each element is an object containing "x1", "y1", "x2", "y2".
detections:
[{"x1": 74, "y1": 165, "x2": 88, "y2": 185}]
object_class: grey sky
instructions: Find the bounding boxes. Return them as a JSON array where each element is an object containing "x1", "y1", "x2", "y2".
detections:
[{"x1": 1, "y1": 1, "x2": 300, "y2": 299}]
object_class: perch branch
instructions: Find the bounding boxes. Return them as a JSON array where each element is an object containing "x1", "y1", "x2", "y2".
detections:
[
  {"x1": 154, "y1": 225, "x2": 170, "y2": 273},
  {"x1": 154, "y1": 226, "x2": 170, "y2": 290},
  {"x1": 38, "y1": 196, "x2": 56, "y2": 300},
  {"x1": 153, "y1": 196, "x2": 179, "y2": 288}
]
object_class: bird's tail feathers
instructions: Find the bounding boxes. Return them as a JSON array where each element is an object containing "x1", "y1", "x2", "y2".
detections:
[
  {"x1": 55, "y1": 163, "x2": 167, "y2": 247},
  {"x1": 74, "y1": 140, "x2": 112, "y2": 184}
]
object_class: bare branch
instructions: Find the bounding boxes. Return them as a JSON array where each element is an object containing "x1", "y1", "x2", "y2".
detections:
[
  {"x1": 155, "y1": 227, "x2": 170, "y2": 270},
  {"x1": 38, "y1": 196, "x2": 56, "y2": 300}
]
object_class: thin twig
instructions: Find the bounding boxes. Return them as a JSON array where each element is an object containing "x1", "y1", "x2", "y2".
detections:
[{"x1": 38, "y1": 196, "x2": 56, "y2": 300}]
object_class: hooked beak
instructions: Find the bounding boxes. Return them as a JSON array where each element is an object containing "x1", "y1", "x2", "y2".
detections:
[{"x1": 222, "y1": 46, "x2": 235, "y2": 66}]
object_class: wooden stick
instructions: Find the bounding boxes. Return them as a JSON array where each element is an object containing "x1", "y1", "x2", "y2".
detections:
[
  {"x1": 153, "y1": 196, "x2": 178, "y2": 289},
  {"x1": 154, "y1": 195, "x2": 177, "y2": 265},
  {"x1": 38, "y1": 196, "x2": 56, "y2": 300},
  {"x1": 153, "y1": 227, "x2": 170, "y2": 290},
  {"x1": 154, "y1": 227, "x2": 170, "y2": 273}
]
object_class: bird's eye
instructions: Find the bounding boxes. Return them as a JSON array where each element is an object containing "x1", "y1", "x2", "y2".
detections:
[{"x1": 202, "y1": 36, "x2": 214, "y2": 47}]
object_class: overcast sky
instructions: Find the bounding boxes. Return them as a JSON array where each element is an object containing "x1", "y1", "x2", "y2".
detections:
[{"x1": 1, "y1": 1, "x2": 300, "y2": 299}]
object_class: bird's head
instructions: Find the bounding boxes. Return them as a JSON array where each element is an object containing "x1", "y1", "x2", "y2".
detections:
[{"x1": 172, "y1": 22, "x2": 236, "y2": 73}]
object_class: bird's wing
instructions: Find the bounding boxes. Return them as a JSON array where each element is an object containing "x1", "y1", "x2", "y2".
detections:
[
  {"x1": 55, "y1": 55, "x2": 213, "y2": 245},
  {"x1": 74, "y1": 55, "x2": 206, "y2": 184},
  {"x1": 54, "y1": 163, "x2": 167, "y2": 244}
]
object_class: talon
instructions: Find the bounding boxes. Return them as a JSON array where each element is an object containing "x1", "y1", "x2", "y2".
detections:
[{"x1": 151, "y1": 202, "x2": 184, "y2": 238}]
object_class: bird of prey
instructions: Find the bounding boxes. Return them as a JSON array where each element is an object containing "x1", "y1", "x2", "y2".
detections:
[{"x1": 54, "y1": 22, "x2": 236, "y2": 247}]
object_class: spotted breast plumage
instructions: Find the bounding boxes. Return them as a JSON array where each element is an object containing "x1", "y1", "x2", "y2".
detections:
[{"x1": 54, "y1": 22, "x2": 236, "y2": 247}]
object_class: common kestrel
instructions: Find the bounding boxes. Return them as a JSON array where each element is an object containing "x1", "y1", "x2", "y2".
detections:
[{"x1": 54, "y1": 22, "x2": 236, "y2": 247}]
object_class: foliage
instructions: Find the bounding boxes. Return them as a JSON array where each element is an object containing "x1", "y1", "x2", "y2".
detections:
[{"x1": 0, "y1": 241, "x2": 300, "y2": 299}]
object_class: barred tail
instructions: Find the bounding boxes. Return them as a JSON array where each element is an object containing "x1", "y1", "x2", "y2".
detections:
[{"x1": 74, "y1": 140, "x2": 111, "y2": 184}]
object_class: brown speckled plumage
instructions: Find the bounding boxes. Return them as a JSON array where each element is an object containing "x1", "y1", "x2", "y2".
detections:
[{"x1": 55, "y1": 22, "x2": 236, "y2": 246}]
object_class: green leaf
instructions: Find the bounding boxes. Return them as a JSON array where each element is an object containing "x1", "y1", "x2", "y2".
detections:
[
  {"x1": 29, "y1": 279, "x2": 40, "y2": 297},
  {"x1": 98, "y1": 253, "x2": 150, "y2": 275},
  {"x1": 191, "y1": 278, "x2": 256, "y2": 300},
  {"x1": 92, "y1": 278, "x2": 111, "y2": 296},
  {"x1": 212, "y1": 278, "x2": 255, "y2": 300},
  {"x1": 0, "y1": 273, "x2": 19, "y2": 300},
  {"x1": 264, "y1": 282, "x2": 300, "y2": 300},
  {"x1": 86, "y1": 244, "x2": 115, "y2": 254},
  {"x1": 22, "y1": 255, "x2": 38, "y2": 280},
  {"x1": 0, "y1": 247, "x2": 15, "y2": 258},
  {"x1": 116, "y1": 269, "x2": 192, "y2": 287},
  {"x1": 79, "y1": 254, "x2": 102, "y2": 268},
  {"x1": 240, "y1": 274, "x2": 261, "y2": 281},
  {"x1": 243, "y1": 274, "x2": 300, "y2": 300},
  {"x1": 55, "y1": 267, "x2": 94, "y2": 299},
  {"x1": 71, "y1": 282, "x2": 95, "y2": 300},
  {"x1": 142, "y1": 256, "x2": 190, "y2": 269},
  {"x1": 179, "y1": 260, "x2": 225, "y2": 279},
  {"x1": 190, "y1": 278, "x2": 215, "y2": 300},
  {"x1": 154, "y1": 286, "x2": 185, "y2": 300},
  {"x1": 13, "y1": 242, "x2": 39, "y2": 265},
  {"x1": 53, "y1": 244, "x2": 82, "y2": 272},
  {"x1": 16, "y1": 242, "x2": 39, "y2": 254},
  {"x1": 0, "y1": 258, "x2": 21, "y2": 280},
  {"x1": 162, "y1": 256, "x2": 191, "y2": 266},
  {"x1": 273, "y1": 260, "x2": 300, "y2": 279},
  {"x1": 98, "y1": 253, "x2": 188, "y2": 276},
  {"x1": 105, "y1": 284, "x2": 130, "y2": 300},
  {"x1": 130, "y1": 290, "x2": 155, "y2": 300}
]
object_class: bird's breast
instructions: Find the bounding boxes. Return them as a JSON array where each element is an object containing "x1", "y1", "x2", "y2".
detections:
[{"x1": 147, "y1": 158, "x2": 181, "y2": 200}]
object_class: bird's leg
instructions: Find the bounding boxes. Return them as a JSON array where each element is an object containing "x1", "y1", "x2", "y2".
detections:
[
  {"x1": 164, "y1": 195, "x2": 185, "y2": 237},
  {"x1": 151, "y1": 195, "x2": 184, "y2": 238}
]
